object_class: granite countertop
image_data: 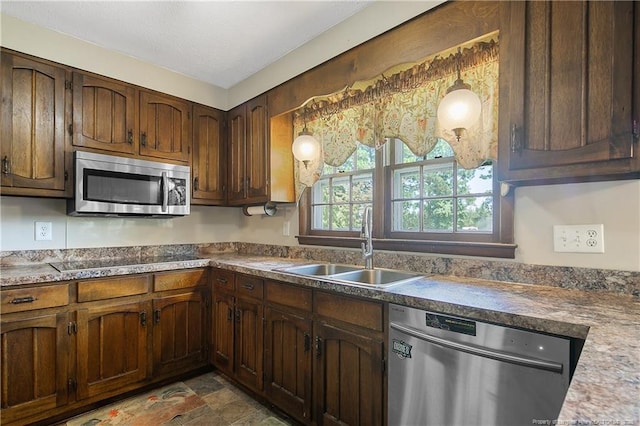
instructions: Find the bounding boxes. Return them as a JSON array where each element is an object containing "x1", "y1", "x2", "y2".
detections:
[{"x1": 1, "y1": 253, "x2": 638, "y2": 424}]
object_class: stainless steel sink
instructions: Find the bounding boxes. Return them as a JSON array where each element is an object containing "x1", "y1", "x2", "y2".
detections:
[
  {"x1": 332, "y1": 268, "x2": 422, "y2": 287},
  {"x1": 276, "y1": 263, "x2": 362, "y2": 276},
  {"x1": 275, "y1": 264, "x2": 422, "y2": 288}
]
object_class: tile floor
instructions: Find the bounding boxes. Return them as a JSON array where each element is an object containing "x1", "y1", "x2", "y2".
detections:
[{"x1": 61, "y1": 371, "x2": 293, "y2": 426}]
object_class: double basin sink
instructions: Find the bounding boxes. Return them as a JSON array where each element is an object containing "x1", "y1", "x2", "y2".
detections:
[{"x1": 275, "y1": 263, "x2": 423, "y2": 288}]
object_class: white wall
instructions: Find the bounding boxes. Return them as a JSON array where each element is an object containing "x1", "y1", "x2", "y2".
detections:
[{"x1": 0, "y1": 197, "x2": 242, "y2": 250}]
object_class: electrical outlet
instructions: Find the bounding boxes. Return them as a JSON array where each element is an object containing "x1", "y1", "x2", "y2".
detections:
[
  {"x1": 35, "y1": 221, "x2": 53, "y2": 241},
  {"x1": 553, "y1": 224, "x2": 604, "y2": 253}
]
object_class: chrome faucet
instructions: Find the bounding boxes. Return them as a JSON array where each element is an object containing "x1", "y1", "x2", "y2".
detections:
[{"x1": 361, "y1": 206, "x2": 373, "y2": 269}]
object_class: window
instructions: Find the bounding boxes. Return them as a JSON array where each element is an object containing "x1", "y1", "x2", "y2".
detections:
[
  {"x1": 311, "y1": 144, "x2": 375, "y2": 232},
  {"x1": 299, "y1": 138, "x2": 515, "y2": 258}
]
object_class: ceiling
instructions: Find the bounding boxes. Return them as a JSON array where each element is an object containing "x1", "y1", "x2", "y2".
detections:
[{"x1": 0, "y1": 0, "x2": 373, "y2": 89}]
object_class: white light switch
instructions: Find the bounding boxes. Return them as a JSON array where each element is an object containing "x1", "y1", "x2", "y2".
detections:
[{"x1": 553, "y1": 224, "x2": 604, "y2": 253}]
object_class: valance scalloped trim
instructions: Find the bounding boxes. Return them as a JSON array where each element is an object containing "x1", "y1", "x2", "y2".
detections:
[{"x1": 293, "y1": 33, "x2": 499, "y2": 194}]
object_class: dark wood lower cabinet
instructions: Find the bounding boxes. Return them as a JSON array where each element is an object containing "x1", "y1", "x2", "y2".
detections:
[
  {"x1": 0, "y1": 311, "x2": 70, "y2": 424},
  {"x1": 76, "y1": 301, "x2": 149, "y2": 400},
  {"x1": 235, "y1": 296, "x2": 264, "y2": 391},
  {"x1": 313, "y1": 322, "x2": 384, "y2": 426},
  {"x1": 152, "y1": 289, "x2": 209, "y2": 377},
  {"x1": 264, "y1": 306, "x2": 313, "y2": 424},
  {"x1": 212, "y1": 291, "x2": 235, "y2": 376}
]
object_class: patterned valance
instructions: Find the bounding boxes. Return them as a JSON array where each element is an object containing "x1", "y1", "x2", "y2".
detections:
[{"x1": 293, "y1": 34, "x2": 499, "y2": 189}]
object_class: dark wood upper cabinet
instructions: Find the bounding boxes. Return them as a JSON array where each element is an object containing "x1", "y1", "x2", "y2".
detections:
[
  {"x1": 498, "y1": 1, "x2": 639, "y2": 184},
  {"x1": 139, "y1": 90, "x2": 192, "y2": 162},
  {"x1": 72, "y1": 72, "x2": 137, "y2": 155},
  {"x1": 192, "y1": 104, "x2": 226, "y2": 205},
  {"x1": 1, "y1": 52, "x2": 68, "y2": 195},
  {"x1": 227, "y1": 94, "x2": 269, "y2": 205}
]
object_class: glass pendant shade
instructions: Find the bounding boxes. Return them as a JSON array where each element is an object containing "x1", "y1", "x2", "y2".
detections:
[
  {"x1": 437, "y1": 87, "x2": 482, "y2": 134},
  {"x1": 292, "y1": 130, "x2": 320, "y2": 165}
]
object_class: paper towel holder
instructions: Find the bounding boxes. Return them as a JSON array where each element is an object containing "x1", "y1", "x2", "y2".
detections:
[{"x1": 242, "y1": 202, "x2": 277, "y2": 217}]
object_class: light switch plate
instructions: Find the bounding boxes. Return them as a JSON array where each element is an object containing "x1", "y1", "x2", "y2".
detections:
[{"x1": 553, "y1": 224, "x2": 604, "y2": 253}]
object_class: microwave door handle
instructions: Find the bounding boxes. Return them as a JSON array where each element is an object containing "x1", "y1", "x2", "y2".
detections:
[{"x1": 161, "y1": 172, "x2": 168, "y2": 212}]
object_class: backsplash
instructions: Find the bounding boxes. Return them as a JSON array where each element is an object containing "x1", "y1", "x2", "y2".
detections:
[{"x1": 1, "y1": 242, "x2": 638, "y2": 297}]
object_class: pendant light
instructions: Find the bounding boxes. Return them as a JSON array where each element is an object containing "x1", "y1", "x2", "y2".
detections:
[
  {"x1": 292, "y1": 109, "x2": 320, "y2": 169},
  {"x1": 437, "y1": 47, "x2": 482, "y2": 141}
]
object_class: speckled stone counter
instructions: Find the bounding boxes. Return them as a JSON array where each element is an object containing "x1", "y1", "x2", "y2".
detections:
[{"x1": 1, "y1": 250, "x2": 638, "y2": 424}]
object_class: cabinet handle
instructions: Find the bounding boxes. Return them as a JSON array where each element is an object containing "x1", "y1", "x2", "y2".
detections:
[
  {"x1": 633, "y1": 119, "x2": 639, "y2": 142},
  {"x1": 154, "y1": 309, "x2": 161, "y2": 324},
  {"x1": 304, "y1": 333, "x2": 311, "y2": 352},
  {"x1": 218, "y1": 277, "x2": 228, "y2": 284},
  {"x1": 2, "y1": 156, "x2": 10, "y2": 175},
  {"x1": 510, "y1": 124, "x2": 521, "y2": 153},
  {"x1": 235, "y1": 308, "x2": 241, "y2": 323},
  {"x1": 140, "y1": 311, "x2": 147, "y2": 326},
  {"x1": 315, "y1": 336, "x2": 322, "y2": 359},
  {"x1": 227, "y1": 306, "x2": 233, "y2": 321},
  {"x1": 141, "y1": 132, "x2": 147, "y2": 146},
  {"x1": 241, "y1": 283, "x2": 254, "y2": 291},
  {"x1": 194, "y1": 177, "x2": 199, "y2": 191},
  {"x1": 10, "y1": 296, "x2": 36, "y2": 304},
  {"x1": 127, "y1": 129, "x2": 133, "y2": 144}
]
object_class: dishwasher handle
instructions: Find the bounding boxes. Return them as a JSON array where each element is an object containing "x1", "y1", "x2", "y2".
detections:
[{"x1": 390, "y1": 322, "x2": 564, "y2": 374}]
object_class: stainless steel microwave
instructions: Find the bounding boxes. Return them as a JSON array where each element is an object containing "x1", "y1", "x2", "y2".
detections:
[{"x1": 68, "y1": 151, "x2": 190, "y2": 217}]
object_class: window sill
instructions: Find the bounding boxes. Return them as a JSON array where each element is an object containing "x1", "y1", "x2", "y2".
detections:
[{"x1": 296, "y1": 235, "x2": 517, "y2": 259}]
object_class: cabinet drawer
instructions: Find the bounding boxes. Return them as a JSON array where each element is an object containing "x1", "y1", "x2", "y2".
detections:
[
  {"x1": 237, "y1": 274, "x2": 263, "y2": 300},
  {"x1": 265, "y1": 280, "x2": 311, "y2": 312},
  {"x1": 314, "y1": 291, "x2": 383, "y2": 332},
  {"x1": 77, "y1": 276, "x2": 150, "y2": 302},
  {"x1": 1, "y1": 284, "x2": 69, "y2": 313},
  {"x1": 212, "y1": 269, "x2": 235, "y2": 292},
  {"x1": 154, "y1": 269, "x2": 207, "y2": 292}
]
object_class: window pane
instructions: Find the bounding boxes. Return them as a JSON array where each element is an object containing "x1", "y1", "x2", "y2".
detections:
[
  {"x1": 392, "y1": 200, "x2": 420, "y2": 231},
  {"x1": 331, "y1": 204, "x2": 351, "y2": 230},
  {"x1": 312, "y1": 205, "x2": 330, "y2": 230},
  {"x1": 352, "y1": 174, "x2": 373, "y2": 202},
  {"x1": 322, "y1": 163, "x2": 334, "y2": 175},
  {"x1": 394, "y1": 168, "x2": 420, "y2": 199},
  {"x1": 356, "y1": 144, "x2": 375, "y2": 170},
  {"x1": 457, "y1": 196, "x2": 493, "y2": 232},
  {"x1": 423, "y1": 164, "x2": 453, "y2": 197},
  {"x1": 458, "y1": 163, "x2": 493, "y2": 195},
  {"x1": 314, "y1": 179, "x2": 330, "y2": 203},
  {"x1": 331, "y1": 177, "x2": 350, "y2": 203},
  {"x1": 339, "y1": 155, "x2": 355, "y2": 172},
  {"x1": 423, "y1": 199, "x2": 453, "y2": 231},
  {"x1": 425, "y1": 138, "x2": 454, "y2": 159}
]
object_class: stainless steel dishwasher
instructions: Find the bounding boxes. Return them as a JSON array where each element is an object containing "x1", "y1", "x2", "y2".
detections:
[{"x1": 388, "y1": 304, "x2": 571, "y2": 426}]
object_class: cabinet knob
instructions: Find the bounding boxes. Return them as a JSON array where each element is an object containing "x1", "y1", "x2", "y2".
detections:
[{"x1": 2, "y1": 156, "x2": 10, "y2": 174}]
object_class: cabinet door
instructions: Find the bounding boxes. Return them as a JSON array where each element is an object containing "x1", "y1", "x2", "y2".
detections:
[
  {"x1": 0, "y1": 52, "x2": 67, "y2": 192},
  {"x1": 499, "y1": 1, "x2": 639, "y2": 183},
  {"x1": 192, "y1": 104, "x2": 226, "y2": 205},
  {"x1": 245, "y1": 95, "x2": 269, "y2": 203},
  {"x1": 152, "y1": 290, "x2": 209, "y2": 377},
  {"x1": 265, "y1": 306, "x2": 312, "y2": 424},
  {"x1": 211, "y1": 291, "x2": 235, "y2": 375},
  {"x1": 235, "y1": 296, "x2": 264, "y2": 392},
  {"x1": 76, "y1": 301, "x2": 149, "y2": 400},
  {"x1": 139, "y1": 90, "x2": 192, "y2": 162},
  {"x1": 0, "y1": 312, "x2": 69, "y2": 425},
  {"x1": 72, "y1": 71, "x2": 136, "y2": 154},
  {"x1": 314, "y1": 323, "x2": 384, "y2": 426},
  {"x1": 227, "y1": 104, "x2": 246, "y2": 204}
]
